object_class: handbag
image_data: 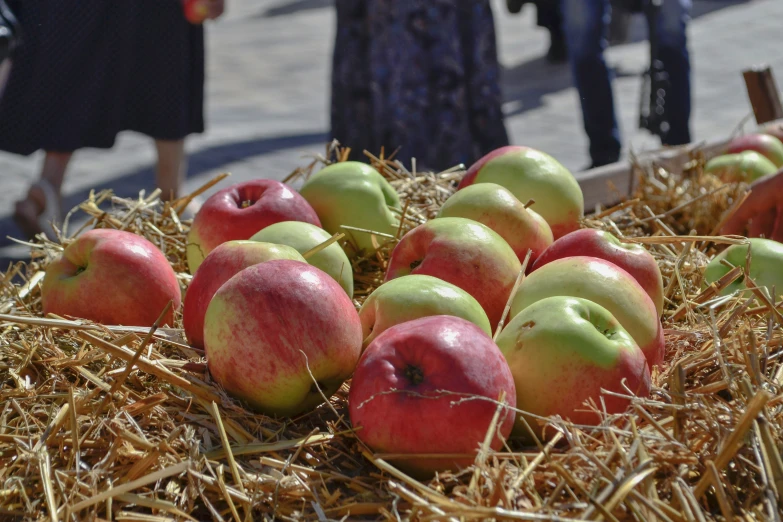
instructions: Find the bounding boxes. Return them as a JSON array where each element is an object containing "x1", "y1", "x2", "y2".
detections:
[{"x1": 0, "y1": 0, "x2": 20, "y2": 64}]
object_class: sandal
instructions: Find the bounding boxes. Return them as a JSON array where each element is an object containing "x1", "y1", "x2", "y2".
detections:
[{"x1": 12, "y1": 179, "x2": 62, "y2": 240}]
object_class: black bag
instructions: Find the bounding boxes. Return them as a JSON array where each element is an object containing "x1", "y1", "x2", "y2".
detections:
[{"x1": 0, "y1": 0, "x2": 20, "y2": 63}]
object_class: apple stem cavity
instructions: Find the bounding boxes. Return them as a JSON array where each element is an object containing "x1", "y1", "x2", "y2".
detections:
[
  {"x1": 404, "y1": 365, "x2": 424, "y2": 385},
  {"x1": 240, "y1": 199, "x2": 254, "y2": 209},
  {"x1": 409, "y1": 259, "x2": 422, "y2": 271}
]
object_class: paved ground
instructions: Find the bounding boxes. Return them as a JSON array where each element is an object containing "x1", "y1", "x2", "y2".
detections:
[{"x1": 1, "y1": 0, "x2": 780, "y2": 264}]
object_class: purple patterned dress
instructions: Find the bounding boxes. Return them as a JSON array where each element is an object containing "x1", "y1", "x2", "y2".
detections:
[{"x1": 330, "y1": 0, "x2": 509, "y2": 172}]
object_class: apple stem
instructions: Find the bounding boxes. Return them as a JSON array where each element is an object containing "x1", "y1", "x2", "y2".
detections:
[{"x1": 524, "y1": 199, "x2": 536, "y2": 209}]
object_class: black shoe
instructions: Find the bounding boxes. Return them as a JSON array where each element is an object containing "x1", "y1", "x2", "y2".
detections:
[
  {"x1": 506, "y1": 0, "x2": 524, "y2": 14},
  {"x1": 546, "y1": 34, "x2": 568, "y2": 64}
]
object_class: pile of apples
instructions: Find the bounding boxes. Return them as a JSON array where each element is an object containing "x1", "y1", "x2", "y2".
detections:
[
  {"x1": 705, "y1": 131, "x2": 783, "y2": 183},
  {"x1": 39, "y1": 144, "x2": 783, "y2": 478}
]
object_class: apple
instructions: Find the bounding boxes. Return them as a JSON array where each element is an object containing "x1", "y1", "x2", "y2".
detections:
[
  {"x1": 186, "y1": 179, "x2": 321, "y2": 274},
  {"x1": 531, "y1": 229, "x2": 664, "y2": 316},
  {"x1": 204, "y1": 259, "x2": 362, "y2": 417},
  {"x1": 509, "y1": 256, "x2": 664, "y2": 368},
  {"x1": 764, "y1": 123, "x2": 783, "y2": 145},
  {"x1": 726, "y1": 133, "x2": 783, "y2": 168},
  {"x1": 299, "y1": 161, "x2": 401, "y2": 255},
  {"x1": 183, "y1": 240, "x2": 306, "y2": 350},
  {"x1": 41, "y1": 228, "x2": 181, "y2": 327},
  {"x1": 183, "y1": 0, "x2": 208, "y2": 24},
  {"x1": 436, "y1": 183, "x2": 553, "y2": 267},
  {"x1": 349, "y1": 315, "x2": 516, "y2": 477},
  {"x1": 358, "y1": 274, "x2": 492, "y2": 349},
  {"x1": 457, "y1": 146, "x2": 584, "y2": 238},
  {"x1": 250, "y1": 221, "x2": 353, "y2": 298},
  {"x1": 704, "y1": 151, "x2": 777, "y2": 183},
  {"x1": 385, "y1": 217, "x2": 522, "y2": 329},
  {"x1": 496, "y1": 296, "x2": 651, "y2": 439},
  {"x1": 704, "y1": 238, "x2": 783, "y2": 299}
]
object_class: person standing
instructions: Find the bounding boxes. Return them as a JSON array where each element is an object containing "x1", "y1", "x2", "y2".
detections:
[
  {"x1": 3, "y1": 0, "x2": 224, "y2": 239},
  {"x1": 561, "y1": 0, "x2": 692, "y2": 168},
  {"x1": 330, "y1": 0, "x2": 510, "y2": 172}
]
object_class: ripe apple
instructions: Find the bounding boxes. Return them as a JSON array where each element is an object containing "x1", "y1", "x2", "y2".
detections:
[
  {"x1": 385, "y1": 217, "x2": 522, "y2": 329},
  {"x1": 41, "y1": 228, "x2": 181, "y2": 327},
  {"x1": 704, "y1": 151, "x2": 777, "y2": 183},
  {"x1": 509, "y1": 256, "x2": 664, "y2": 368},
  {"x1": 704, "y1": 238, "x2": 783, "y2": 299},
  {"x1": 204, "y1": 259, "x2": 362, "y2": 417},
  {"x1": 299, "y1": 161, "x2": 401, "y2": 255},
  {"x1": 186, "y1": 179, "x2": 321, "y2": 274},
  {"x1": 183, "y1": 0, "x2": 208, "y2": 24},
  {"x1": 250, "y1": 221, "x2": 353, "y2": 298},
  {"x1": 183, "y1": 240, "x2": 306, "y2": 350},
  {"x1": 531, "y1": 229, "x2": 664, "y2": 316},
  {"x1": 726, "y1": 133, "x2": 783, "y2": 168},
  {"x1": 496, "y1": 296, "x2": 651, "y2": 439},
  {"x1": 358, "y1": 274, "x2": 492, "y2": 349},
  {"x1": 349, "y1": 315, "x2": 516, "y2": 477},
  {"x1": 436, "y1": 183, "x2": 553, "y2": 267},
  {"x1": 457, "y1": 146, "x2": 584, "y2": 239}
]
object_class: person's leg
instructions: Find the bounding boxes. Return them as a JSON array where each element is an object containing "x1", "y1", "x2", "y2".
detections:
[
  {"x1": 561, "y1": 0, "x2": 621, "y2": 167},
  {"x1": 651, "y1": 0, "x2": 691, "y2": 146},
  {"x1": 13, "y1": 150, "x2": 71, "y2": 237},
  {"x1": 540, "y1": 1, "x2": 567, "y2": 63},
  {"x1": 154, "y1": 139, "x2": 186, "y2": 201}
]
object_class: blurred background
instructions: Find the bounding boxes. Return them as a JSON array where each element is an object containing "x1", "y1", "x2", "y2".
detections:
[{"x1": 0, "y1": 0, "x2": 780, "y2": 264}]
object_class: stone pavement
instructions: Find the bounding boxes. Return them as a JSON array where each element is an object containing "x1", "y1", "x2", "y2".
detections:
[{"x1": 1, "y1": 0, "x2": 781, "y2": 264}]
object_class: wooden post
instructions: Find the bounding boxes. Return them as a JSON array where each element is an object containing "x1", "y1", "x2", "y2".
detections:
[{"x1": 743, "y1": 66, "x2": 783, "y2": 124}]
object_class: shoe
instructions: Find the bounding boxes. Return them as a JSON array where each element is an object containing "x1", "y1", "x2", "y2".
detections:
[
  {"x1": 506, "y1": 0, "x2": 524, "y2": 14},
  {"x1": 12, "y1": 179, "x2": 62, "y2": 240}
]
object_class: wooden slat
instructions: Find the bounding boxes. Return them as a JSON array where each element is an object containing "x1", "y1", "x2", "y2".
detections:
[{"x1": 743, "y1": 66, "x2": 783, "y2": 124}]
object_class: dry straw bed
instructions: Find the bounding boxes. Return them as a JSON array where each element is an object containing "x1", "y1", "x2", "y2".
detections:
[{"x1": 1, "y1": 142, "x2": 782, "y2": 521}]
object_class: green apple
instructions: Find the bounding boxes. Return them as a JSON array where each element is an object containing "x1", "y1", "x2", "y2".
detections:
[
  {"x1": 704, "y1": 151, "x2": 777, "y2": 183},
  {"x1": 299, "y1": 162, "x2": 401, "y2": 255},
  {"x1": 704, "y1": 238, "x2": 783, "y2": 298},
  {"x1": 250, "y1": 220, "x2": 353, "y2": 298},
  {"x1": 436, "y1": 183, "x2": 553, "y2": 267},
  {"x1": 509, "y1": 256, "x2": 664, "y2": 368},
  {"x1": 359, "y1": 274, "x2": 492, "y2": 349},
  {"x1": 457, "y1": 146, "x2": 584, "y2": 238},
  {"x1": 496, "y1": 296, "x2": 651, "y2": 439}
]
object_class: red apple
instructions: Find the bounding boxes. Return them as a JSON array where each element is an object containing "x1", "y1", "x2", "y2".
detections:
[
  {"x1": 182, "y1": 0, "x2": 209, "y2": 24},
  {"x1": 457, "y1": 146, "x2": 584, "y2": 238},
  {"x1": 496, "y1": 296, "x2": 651, "y2": 440},
  {"x1": 532, "y1": 229, "x2": 664, "y2": 316},
  {"x1": 349, "y1": 315, "x2": 516, "y2": 477},
  {"x1": 726, "y1": 133, "x2": 783, "y2": 168},
  {"x1": 183, "y1": 240, "x2": 306, "y2": 350},
  {"x1": 41, "y1": 228, "x2": 181, "y2": 326},
  {"x1": 384, "y1": 217, "x2": 522, "y2": 329},
  {"x1": 186, "y1": 179, "x2": 321, "y2": 274},
  {"x1": 436, "y1": 182, "x2": 554, "y2": 267},
  {"x1": 204, "y1": 260, "x2": 362, "y2": 417},
  {"x1": 510, "y1": 256, "x2": 665, "y2": 368}
]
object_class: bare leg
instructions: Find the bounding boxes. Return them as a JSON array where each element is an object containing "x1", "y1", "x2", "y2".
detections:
[
  {"x1": 154, "y1": 139, "x2": 186, "y2": 202},
  {"x1": 13, "y1": 151, "x2": 72, "y2": 238}
]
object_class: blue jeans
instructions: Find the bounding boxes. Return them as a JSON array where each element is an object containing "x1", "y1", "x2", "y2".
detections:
[{"x1": 561, "y1": 0, "x2": 692, "y2": 166}]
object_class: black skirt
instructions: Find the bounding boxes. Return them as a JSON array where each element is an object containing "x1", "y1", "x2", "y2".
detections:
[{"x1": 0, "y1": 0, "x2": 205, "y2": 156}]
